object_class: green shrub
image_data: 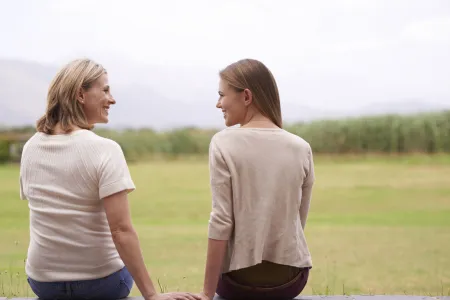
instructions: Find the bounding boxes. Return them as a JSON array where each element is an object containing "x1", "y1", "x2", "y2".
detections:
[
  {"x1": 2, "y1": 110, "x2": 450, "y2": 162},
  {"x1": 0, "y1": 140, "x2": 10, "y2": 163}
]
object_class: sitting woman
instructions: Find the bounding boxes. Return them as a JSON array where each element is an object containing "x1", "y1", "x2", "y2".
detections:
[
  {"x1": 19, "y1": 58, "x2": 199, "y2": 300},
  {"x1": 199, "y1": 59, "x2": 315, "y2": 300}
]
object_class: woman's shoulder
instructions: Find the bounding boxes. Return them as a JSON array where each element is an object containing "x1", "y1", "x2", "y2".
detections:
[
  {"x1": 27, "y1": 129, "x2": 123, "y2": 155},
  {"x1": 76, "y1": 131, "x2": 124, "y2": 156},
  {"x1": 282, "y1": 130, "x2": 312, "y2": 149},
  {"x1": 212, "y1": 127, "x2": 311, "y2": 149},
  {"x1": 211, "y1": 127, "x2": 283, "y2": 139},
  {"x1": 84, "y1": 131, "x2": 120, "y2": 147},
  {"x1": 209, "y1": 128, "x2": 241, "y2": 148}
]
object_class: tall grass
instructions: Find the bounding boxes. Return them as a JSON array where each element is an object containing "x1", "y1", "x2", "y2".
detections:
[
  {"x1": 100, "y1": 110, "x2": 450, "y2": 159},
  {"x1": 1, "y1": 110, "x2": 449, "y2": 163},
  {"x1": 285, "y1": 110, "x2": 450, "y2": 154}
]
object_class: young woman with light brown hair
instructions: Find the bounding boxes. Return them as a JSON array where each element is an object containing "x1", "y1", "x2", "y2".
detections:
[
  {"x1": 198, "y1": 59, "x2": 315, "y2": 300},
  {"x1": 20, "y1": 58, "x2": 200, "y2": 300}
]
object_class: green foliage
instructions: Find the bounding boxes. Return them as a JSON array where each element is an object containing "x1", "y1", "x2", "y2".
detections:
[
  {"x1": 0, "y1": 140, "x2": 10, "y2": 163},
  {"x1": 1, "y1": 110, "x2": 450, "y2": 162},
  {"x1": 93, "y1": 127, "x2": 216, "y2": 161},
  {"x1": 285, "y1": 110, "x2": 450, "y2": 154}
]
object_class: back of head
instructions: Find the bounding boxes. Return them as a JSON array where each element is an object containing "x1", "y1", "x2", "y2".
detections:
[
  {"x1": 36, "y1": 58, "x2": 106, "y2": 134},
  {"x1": 219, "y1": 58, "x2": 282, "y2": 128}
]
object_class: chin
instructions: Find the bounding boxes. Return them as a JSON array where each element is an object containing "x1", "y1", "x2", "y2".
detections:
[
  {"x1": 225, "y1": 118, "x2": 239, "y2": 127},
  {"x1": 90, "y1": 119, "x2": 108, "y2": 125},
  {"x1": 223, "y1": 116, "x2": 230, "y2": 126}
]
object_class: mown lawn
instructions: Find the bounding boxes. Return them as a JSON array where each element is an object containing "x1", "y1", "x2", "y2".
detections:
[{"x1": 1, "y1": 154, "x2": 449, "y2": 297}]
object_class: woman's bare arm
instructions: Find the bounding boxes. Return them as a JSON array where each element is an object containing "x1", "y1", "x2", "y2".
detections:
[
  {"x1": 202, "y1": 239, "x2": 228, "y2": 299},
  {"x1": 103, "y1": 190, "x2": 200, "y2": 300},
  {"x1": 103, "y1": 190, "x2": 158, "y2": 300}
]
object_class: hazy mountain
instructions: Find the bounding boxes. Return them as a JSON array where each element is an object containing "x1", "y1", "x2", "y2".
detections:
[
  {"x1": 0, "y1": 59, "x2": 53, "y2": 126},
  {"x1": 0, "y1": 59, "x2": 448, "y2": 130}
]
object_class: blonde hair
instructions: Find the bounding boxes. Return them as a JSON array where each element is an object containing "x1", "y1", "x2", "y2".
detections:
[
  {"x1": 36, "y1": 58, "x2": 106, "y2": 134},
  {"x1": 219, "y1": 58, "x2": 282, "y2": 128}
]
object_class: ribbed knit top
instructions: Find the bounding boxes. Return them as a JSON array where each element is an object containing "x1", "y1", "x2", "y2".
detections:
[{"x1": 19, "y1": 129, "x2": 135, "y2": 281}]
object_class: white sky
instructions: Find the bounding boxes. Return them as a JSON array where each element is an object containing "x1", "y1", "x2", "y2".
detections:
[{"x1": 1, "y1": 0, "x2": 450, "y2": 111}]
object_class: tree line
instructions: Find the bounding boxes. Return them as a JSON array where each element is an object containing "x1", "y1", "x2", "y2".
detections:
[{"x1": 1, "y1": 110, "x2": 449, "y2": 163}]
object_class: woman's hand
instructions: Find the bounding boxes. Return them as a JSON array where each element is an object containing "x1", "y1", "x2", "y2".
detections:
[
  {"x1": 147, "y1": 292, "x2": 202, "y2": 300},
  {"x1": 194, "y1": 292, "x2": 211, "y2": 300}
]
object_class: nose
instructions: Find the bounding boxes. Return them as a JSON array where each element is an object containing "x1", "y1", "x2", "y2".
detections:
[
  {"x1": 109, "y1": 95, "x2": 116, "y2": 105},
  {"x1": 216, "y1": 99, "x2": 222, "y2": 109}
]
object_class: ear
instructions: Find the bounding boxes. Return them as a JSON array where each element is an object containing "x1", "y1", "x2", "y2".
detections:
[
  {"x1": 77, "y1": 88, "x2": 86, "y2": 105},
  {"x1": 243, "y1": 88, "x2": 253, "y2": 107}
]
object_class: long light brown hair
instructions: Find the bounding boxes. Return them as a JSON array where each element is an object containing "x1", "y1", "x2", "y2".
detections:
[
  {"x1": 36, "y1": 58, "x2": 106, "y2": 134},
  {"x1": 219, "y1": 58, "x2": 282, "y2": 128}
]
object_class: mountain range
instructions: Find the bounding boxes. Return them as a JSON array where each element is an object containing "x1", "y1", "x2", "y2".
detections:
[{"x1": 0, "y1": 59, "x2": 448, "y2": 130}]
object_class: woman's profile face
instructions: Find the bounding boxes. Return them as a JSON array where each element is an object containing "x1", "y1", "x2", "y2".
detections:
[
  {"x1": 217, "y1": 79, "x2": 246, "y2": 127},
  {"x1": 79, "y1": 73, "x2": 116, "y2": 125}
]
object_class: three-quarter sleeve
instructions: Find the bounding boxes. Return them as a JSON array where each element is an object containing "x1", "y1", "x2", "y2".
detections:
[
  {"x1": 300, "y1": 145, "x2": 315, "y2": 229},
  {"x1": 207, "y1": 137, "x2": 234, "y2": 240}
]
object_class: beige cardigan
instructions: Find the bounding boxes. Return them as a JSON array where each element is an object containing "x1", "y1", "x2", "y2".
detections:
[{"x1": 207, "y1": 127, "x2": 315, "y2": 273}]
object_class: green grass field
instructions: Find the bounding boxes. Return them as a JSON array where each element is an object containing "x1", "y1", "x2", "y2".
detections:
[{"x1": 1, "y1": 155, "x2": 449, "y2": 297}]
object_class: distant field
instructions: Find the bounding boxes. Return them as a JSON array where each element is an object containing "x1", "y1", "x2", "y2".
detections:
[{"x1": 1, "y1": 154, "x2": 449, "y2": 297}]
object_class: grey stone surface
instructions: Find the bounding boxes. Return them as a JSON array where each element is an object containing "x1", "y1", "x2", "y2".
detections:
[
  {"x1": 7, "y1": 296, "x2": 445, "y2": 300},
  {"x1": 211, "y1": 297, "x2": 443, "y2": 300},
  {"x1": 295, "y1": 297, "x2": 354, "y2": 300},
  {"x1": 353, "y1": 296, "x2": 439, "y2": 300},
  {"x1": 213, "y1": 296, "x2": 308, "y2": 300},
  {"x1": 212, "y1": 296, "x2": 439, "y2": 300}
]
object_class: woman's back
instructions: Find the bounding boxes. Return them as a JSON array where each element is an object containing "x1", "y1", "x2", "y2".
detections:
[
  {"x1": 208, "y1": 127, "x2": 315, "y2": 273},
  {"x1": 20, "y1": 129, "x2": 134, "y2": 282}
]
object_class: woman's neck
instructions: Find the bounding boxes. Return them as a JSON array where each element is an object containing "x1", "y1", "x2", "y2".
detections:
[
  {"x1": 52, "y1": 123, "x2": 82, "y2": 135},
  {"x1": 240, "y1": 114, "x2": 278, "y2": 129}
]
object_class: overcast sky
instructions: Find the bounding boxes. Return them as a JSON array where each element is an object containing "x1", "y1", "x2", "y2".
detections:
[{"x1": 1, "y1": 0, "x2": 449, "y2": 111}]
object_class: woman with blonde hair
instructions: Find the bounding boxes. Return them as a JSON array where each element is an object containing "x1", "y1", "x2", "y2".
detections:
[
  {"x1": 198, "y1": 59, "x2": 315, "y2": 300},
  {"x1": 20, "y1": 58, "x2": 199, "y2": 300}
]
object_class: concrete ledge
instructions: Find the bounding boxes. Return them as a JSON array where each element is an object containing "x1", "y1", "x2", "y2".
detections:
[{"x1": 6, "y1": 296, "x2": 448, "y2": 300}]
